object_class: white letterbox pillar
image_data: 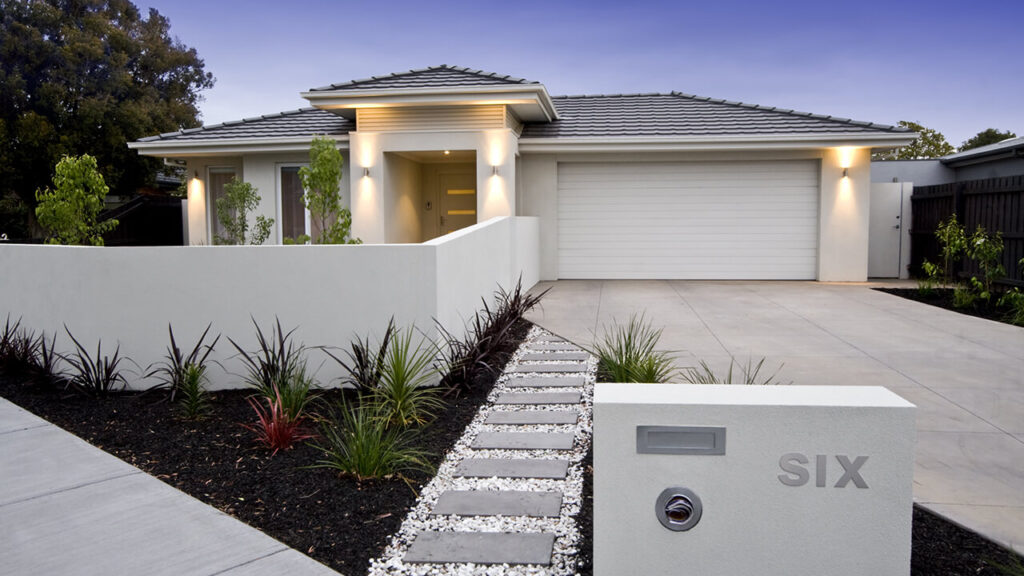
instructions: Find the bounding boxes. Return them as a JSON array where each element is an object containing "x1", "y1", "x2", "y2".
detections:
[{"x1": 594, "y1": 384, "x2": 915, "y2": 576}]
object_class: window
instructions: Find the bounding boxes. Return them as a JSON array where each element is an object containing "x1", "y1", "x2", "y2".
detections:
[
  {"x1": 207, "y1": 167, "x2": 236, "y2": 243},
  {"x1": 278, "y1": 165, "x2": 316, "y2": 242}
]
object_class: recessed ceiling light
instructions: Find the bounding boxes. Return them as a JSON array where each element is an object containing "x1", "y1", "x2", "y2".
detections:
[{"x1": 443, "y1": 150, "x2": 450, "y2": 155}]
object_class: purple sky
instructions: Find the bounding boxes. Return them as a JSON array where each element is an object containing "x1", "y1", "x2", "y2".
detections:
[{"x1": 143, "y1": 0, "x2": 1023, "y2": 146}]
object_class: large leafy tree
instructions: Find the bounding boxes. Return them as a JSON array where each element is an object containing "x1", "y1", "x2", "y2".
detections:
[
  {"x1": 959, "y1": 128, "x2": 1017, "y2": 152},
  {"x1": 0, "y1": 0, "x2": 214, "y2": 229},
  {"x1": 873, "y1": 121, "x2": 955, "y2": 160}
]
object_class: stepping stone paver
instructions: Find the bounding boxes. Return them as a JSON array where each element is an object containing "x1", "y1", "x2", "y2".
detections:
[
  {"x1": 527, "y1": 342, "x2": 581, "y2": 352},
  {"x1": 431, "y1": 490, "x2": 563, "y2": 517},
  {"x1": 455, "y1": 458, "x2": 569, "y2": 479},
  {"x1": 472, "y1": 432, "x2": 575, "y2": 450},
  {"x1": 485, "y1": 410, "x2": 580, "y2": 425},
  {"x1": 404, "y1": 531, "x2": 555, "y2": 565},
  {"x1": 512, "y1": 363, "x2": 585, "y2": 374},
  {"x1": 521, "y1": 351, "x2": 590, "y2": 362},
  {"x1": 506, "y1": 376, "x2": 586, "y2": 388},
  {"x1": 495, "y1": 392, "x2": 582, "y2": 405},
  {"x1": 535, "y1": 336, "x2": 567, "y2": 343}
]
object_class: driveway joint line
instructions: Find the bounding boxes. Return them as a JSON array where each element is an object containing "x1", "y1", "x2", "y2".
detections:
[
  {"x1": 0, "y1": 422, "x2": 49, "y2": 436},
  {"x1": 0, "y1": 469, "x2": 142, "y2": 508},
  {"x1": 205, "y1": 546, "x2": 290, "y2": 576},
  {"x1": 666, "y1": 281, "x2": 731, "y2": 357}
]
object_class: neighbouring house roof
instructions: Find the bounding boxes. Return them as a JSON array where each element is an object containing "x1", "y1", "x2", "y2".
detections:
[
  {"x1": 519, "y1": 93, "x2": 907, "y2": 139},
  {"x1": 136, "y1": 108, "x2": 353, "y2": 143},
  {"x1": 308, "y1": 64, "x2": 537, "y2": 92},
  {"x1": 940, "y1": 136, "x2": 1024, "y2": 166}
]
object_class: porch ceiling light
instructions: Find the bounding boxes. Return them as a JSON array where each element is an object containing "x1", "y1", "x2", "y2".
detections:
[{"x1": 443, "y1": 150, "x2": 450, "y2": 155}]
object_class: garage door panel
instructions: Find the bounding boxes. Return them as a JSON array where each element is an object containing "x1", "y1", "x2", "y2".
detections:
[{"x1": 557, "y1": 161, "x2": 819, "y2": 280}]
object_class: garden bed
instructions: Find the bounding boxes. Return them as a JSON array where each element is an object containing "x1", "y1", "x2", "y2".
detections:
[
  {"x1": 0, "y1": 318, "x2": 531, "y2": 575},
  {"x1": 875, "y1": 287, "x2": 1021, "y2": 327}
]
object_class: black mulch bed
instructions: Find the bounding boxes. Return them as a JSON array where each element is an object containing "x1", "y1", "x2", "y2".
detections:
[
  {"x1": 0, "y1": 319, "x2": 531, "y2": 575},
  {"x1": 574, "y1": 449, "x2": 1023, "y2": 576},
  {"x1": 875, "y1": 287, "x2": 1020, "y2": 326}
]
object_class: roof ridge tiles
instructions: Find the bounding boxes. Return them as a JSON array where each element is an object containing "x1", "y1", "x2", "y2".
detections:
[{"x1": 310, "y1": 64, "x2": 536, "y2": 91}]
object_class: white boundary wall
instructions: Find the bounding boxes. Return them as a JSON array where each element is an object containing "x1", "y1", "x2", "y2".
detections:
[{"x1": 0, "y1": 217, "x2": 539, "y2": 389}]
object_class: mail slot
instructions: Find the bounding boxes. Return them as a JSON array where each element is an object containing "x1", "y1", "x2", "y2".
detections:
[{"x1": 594, "y1": 384, "x2": 915, "y2": 576}]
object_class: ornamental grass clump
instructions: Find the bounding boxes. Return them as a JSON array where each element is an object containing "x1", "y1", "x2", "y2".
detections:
[
  {"x1": 590, "y1": 313, "x2": 676, "y2": 383},
  {"x1": 63, "y1": 327, "x2": 129, "y2": 396},
  {"x1": 680, "y1": 357, "x2": 788, "y2": 385},
  {"x1": 310, "y1": 398, "x2": 432, "y2": 481},
  {"x1": 324, "y1": 317, "x2": 396, "y2": 393},
  {"x1": 374, "y1": 326, "x2": 444, "y2": 428},
  {"x1": 177, "y1": 363, "x2": 212, "y2": 420},
  {"x1": 229, "y1": 317, "x2": 317, "y2": 419},
  {"x1": 243, "y1": 384, "x2": 314, "y2": 454},
  {"x1": 148, "y1": 323, "x2": 220, "y2": 402}
]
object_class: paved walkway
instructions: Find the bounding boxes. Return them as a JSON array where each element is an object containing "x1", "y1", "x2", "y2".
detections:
[
  {"x1": 370, "y1": 327, "x2": 595, "y2": 574},
  {"x1": 526, "y1": 279, "x2": 1024, "y2": 555},
  {"x1": 0, "y1": 398, "x2": 339, "y2": 576}
]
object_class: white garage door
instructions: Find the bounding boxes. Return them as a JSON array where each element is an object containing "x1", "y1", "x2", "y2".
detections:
[{"x1": 557, "y1": 160, "x2": 820, "y2": 279}]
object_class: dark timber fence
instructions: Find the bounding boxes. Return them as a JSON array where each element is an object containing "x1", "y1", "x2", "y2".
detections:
[{"x1": 910, "y1": 176, "x2": 1024, "y2": 287}]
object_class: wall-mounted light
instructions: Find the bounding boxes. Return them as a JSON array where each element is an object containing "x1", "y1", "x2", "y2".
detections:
[
  {"x1": 363, "y1": 167, "x2": 370, "y2": 177},
  {"x1": 492, "y1": 166, "x2": 499, "y2": 176},
  {"x1": 194, "y1": 170, "x2": 199, "y2": 179},
  {"x1": 842, "y1": 167, "x2": 849, "y2": 178}
]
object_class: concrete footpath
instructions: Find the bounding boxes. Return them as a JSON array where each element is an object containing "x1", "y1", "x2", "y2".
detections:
[{"x1": 0, "y1": 398, "x2": 339, "y2": 576}]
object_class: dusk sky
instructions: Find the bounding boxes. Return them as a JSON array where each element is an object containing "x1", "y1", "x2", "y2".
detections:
[{"x1": 142, "y1": 0, "x2": 1023, "y2": 147}]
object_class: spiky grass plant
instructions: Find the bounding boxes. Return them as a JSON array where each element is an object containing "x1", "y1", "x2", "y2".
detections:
[
  {"x1": 680, "y1": 357, "x2": 787, "y2": 385},
  {"x1": 374, "y1": 326, "x2": 444, "y2": 428},
  {"x1": 149, "y1": 323, "x2": 220, "y2": 402},
  {"x1": 177, "y1": 363, "x2": 212, "y2": 420},
  {"x1": 229, "y1": 317, "x2": 316, "y2": 418},
  {"x1": 590, "y1": 313, "x2": 676, "y2": 383},
  {"x1": 242, "y1": 385, "x2": 314, "y2": 454},
  {"x1": 63, "y1": 327, "x2": 129, "y2": 396},
  {"x1": 324, "y1": 317, "x2": 396, "y2": 392},
  {"x1": 310, "y1": 398, "x2": 432, "y2": 480}
]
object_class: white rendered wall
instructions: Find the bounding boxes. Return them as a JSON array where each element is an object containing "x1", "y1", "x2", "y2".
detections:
[
  {"x1": 594, "y1": 384, "x2": 915, "y2": 576},
  {"x1": 519, "y1": 148, "x2": 873, "y2": 281},
  {"x1": 350, "y1": 130, "x2": 518, "y2": 244},
  {"x1": 0, "y1": 217, "x2": 539, "y2": 390},
  {"x1": 383, "y1": 153, "x2": 424, "y2": 243}
]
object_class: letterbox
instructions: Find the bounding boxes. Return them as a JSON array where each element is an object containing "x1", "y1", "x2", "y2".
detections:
[{"x1": 594, "y1": 384, "x2": 915, "y2": 576}]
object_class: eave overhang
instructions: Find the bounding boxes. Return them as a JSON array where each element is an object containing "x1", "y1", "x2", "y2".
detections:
[
  {"x1": 517, "y1": 132, "x2": 917, "y2": 153},
  {"x1": 300, "y1": 85, "x2": 560, "y2": 123},
  {"x1": 128, "y1": 135, "x2": 351, "y2": 158}
]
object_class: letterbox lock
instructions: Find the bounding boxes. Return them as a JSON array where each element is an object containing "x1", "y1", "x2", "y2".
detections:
[{"x1": 656, "y1": 487, "x2": 702, "y2": 532}]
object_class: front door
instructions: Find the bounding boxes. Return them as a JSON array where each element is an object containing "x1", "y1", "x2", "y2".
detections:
[{"x1": 438, "y1": 172, "x2": 476, "y2": 236}]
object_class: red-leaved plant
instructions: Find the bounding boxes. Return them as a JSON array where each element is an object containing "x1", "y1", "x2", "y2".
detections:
[{"x1": 243, "y1": 387, "x2": 313, "y2": 454}]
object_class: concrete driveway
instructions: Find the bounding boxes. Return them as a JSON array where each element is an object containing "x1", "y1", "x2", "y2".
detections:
[{"x1": 527, "y1": 280, "x2": 1024, "y2": 553}]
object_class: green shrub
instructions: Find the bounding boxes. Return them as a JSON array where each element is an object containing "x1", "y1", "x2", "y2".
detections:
[
  {"x1": 34, "y1": 154, "x2": 118, "y2": 246},
  {"x1": 590, "y1": 313, "x2": 676, "y2": 383},
  {"x1": 214, "y1": 178, "x2": 273, "y2": 245},
  {"x1": 148, "y1": 323, "x2": 220, "y2": 402},
  {"x1": 63, "y1": 327, "x2": 129, "y2": 397},
  {"x1": 966, "y1": 225, "x2": 1005, "y2": 301},
  {"x1": 310, "y1": 399, "x2": 432, "y2": 480},
  {"x1": 999, "y1": 289, "x2": 1024, "y2": 327},
  {"x1": 935, "y1": 214, "x2": 967, "y2": 285},
  {"x1": 953, "y1": 285, "x2": 978, "y2": 309},
  {"x1": 374, "y1": 326, "x2": 444, "y2": 427},
  {"x1": 681, "y1": 357, "x2": 787, "y2": 385},
  {"x1": 178, "y1": 364, "x2": 212, "y2": 420}
]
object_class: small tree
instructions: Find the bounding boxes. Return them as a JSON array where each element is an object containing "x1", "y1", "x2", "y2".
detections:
[
  {"x1": 215, "y1": 178, "x2": 273, "y2": 245},
  {"x1": 35, "y1": 154, "x2": 118, "y2": 245},
  {"x1": 297, "y1": 136, "x2": 359, "y2": 244},
  {"x1": 959, "y1": 129, "x2": 1017, "y2": 152},
  {"x1": 873, "y1": 121, "x2": 955, "y2": 160},
  {"x1": 966, "y1": 226, "x2": 1005, "y2": 301}
]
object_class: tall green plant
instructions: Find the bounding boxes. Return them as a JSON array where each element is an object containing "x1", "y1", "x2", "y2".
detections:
[
  {"x1": 214, "y1": 178, "x2": 273, "y2": 245},
  {"x1": 932, "y1": 214, "x2": 967, "y2": 286},
  {"x1": 297, "y1": 136, "x2": 360, "y2": 245},
  {"x1": 966, "y1": 225, "x2": 1005, "y2": 301},
  {"x1": 590, "y1": 313, "x2": 676, "y2": 383},
  {"x1": 374, "y1": 327, "x2": 443, "y2": 428},
  {"x1": 34, "y1": 154, "x2": 118, "y2": 245}
]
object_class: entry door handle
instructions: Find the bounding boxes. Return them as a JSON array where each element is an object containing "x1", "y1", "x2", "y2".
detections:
[{"x1": 893, "y1": 225, "x2": 900, "y2": 229}]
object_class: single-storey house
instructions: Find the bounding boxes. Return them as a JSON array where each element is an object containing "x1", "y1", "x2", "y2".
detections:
[{"x1": 129, "y1": 65, "x2": 915, "y2": 282}]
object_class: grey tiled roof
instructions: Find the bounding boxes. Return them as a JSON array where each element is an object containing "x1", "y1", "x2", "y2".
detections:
[
  {"x1": 137, "y1": 108, "x2": 353, "y2": 142},
  {"x1": 520, "y1": 93, "x2": 907, "y2": 138},
  {"x1": 941, "y1": 136, "x2": 1024, "y2": 163},
  {"x1": 309, "y1": 65, "x2": 537, "y2": 92}
]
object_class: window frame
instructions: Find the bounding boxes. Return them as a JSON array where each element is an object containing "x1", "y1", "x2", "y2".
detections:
[{"x1": 276, "y1": 163, "x2": 311, "y2": 244}]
